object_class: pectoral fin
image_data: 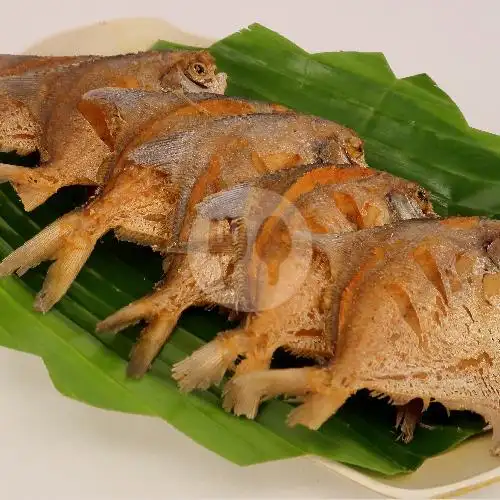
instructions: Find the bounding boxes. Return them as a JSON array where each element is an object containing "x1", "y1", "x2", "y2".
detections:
[{"x1": 196, "y1": 184, "x2": 252, "y2": 220}]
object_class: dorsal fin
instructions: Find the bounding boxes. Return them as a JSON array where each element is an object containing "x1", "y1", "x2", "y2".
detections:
[
  {"x1": 127, "y1": 112, "x2": 302, "y2": 172},
  {"x1": 78, "y1": 89, "x2": 247, "y2": 150},
  {"x1": 128, "y1": 127, "x2": 199, "y2": 167},
  {"x1": 79, "y1": 88, "x2": 191, "y2": 149},
  {"x1": 0, "y1": 54, "x2": 95, "y2": 77}
]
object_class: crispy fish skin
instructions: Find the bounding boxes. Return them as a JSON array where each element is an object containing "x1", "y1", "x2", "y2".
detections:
[
  {"x1": 0, "y1": 55, "x2": 101, "y2": 157},
  {"x1": 0, "y1": 93, "x2": 286, "y2": 316},
  {"x1": 222, "y1": 217, "x2": 500, "y2": 455},
  {"x1": 0, "y1": 54, "x2": 99, "y2": 76},
  {"x1": 0, "y1": 50, "x2": 226, "y2": 210},
  {"x1": 172, "y1": 168, "x2": 434, "y2": 391},
  {"x1": 95, "y1": 113, "x2": 368, "y2": 377}
]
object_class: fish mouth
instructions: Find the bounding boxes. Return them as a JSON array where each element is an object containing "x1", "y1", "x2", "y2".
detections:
[{"x1": 180, "y1": 72, "x2": 228, "y2": 95}]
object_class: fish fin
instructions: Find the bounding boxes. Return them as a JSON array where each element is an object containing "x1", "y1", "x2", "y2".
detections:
[
  {"x1": 295, "y1": 231, "x2": 343, "y2": 256},
  {"x1": 196, "y1": 184, "x2": 252, "y2": 220},
  {"x1": 97, "y1": 272, "x2": 201, "y2": 378},
  {"x1": 97, "y1": 294, "x2": 161, "y2": 335},
  {"x1": 127, "y1": 129, "x2": 198, "y2": 168},
  {"x1": 222, "y1": 367, "x2": 323, "y2": 419},
  {"x1": 0, "y1": 210, "x2": 106, "y2": 311},
  {"x1": 395, "y1": 399, "x2": 424, "y2": 443},
  {"x1": 172, "y1": 328, "x2": 250, "y2": 392},
  {"x1": 126, "y1": 312, "x2": 181, "y2": 378},
  {"x1": 0, "y1": 164, "x2": 26, "y2": 184},
  {"x1": 0, "y1": 163, "x2": 60, "y2": 211},
  {"x1": 79, "y1": 88, "x2": 220, "y2": 150},
  {"x1": 14, "y1": 181, "x2": 60, "y2": 212},
  {"x1": 286, "y1": 390, "x2": 350, "y2": 429},
  {"x1": 0, "y1": 54, "x2": 96, "y2": 77}
]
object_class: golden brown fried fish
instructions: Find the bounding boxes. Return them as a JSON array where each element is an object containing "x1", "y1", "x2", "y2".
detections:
[
  {"x1": 172, "y1": 167, "x2": 434, "y2": 392},
  {"x1": 0, "y1": 50, "x2": 226, "y2": 210},
  {"x1": 95, "y1": 113, "x2": 367, "y2": 377},
  {"x1": 223, "y1": 217, "x2": 500, "y2": 456},
  {"x1": 0, "y1": 90, "x2": 285, "y2": 313}
]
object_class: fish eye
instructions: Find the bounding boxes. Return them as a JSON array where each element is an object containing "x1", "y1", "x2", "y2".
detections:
[
  {"x1": 347, "y1": 136, "x2": 363, "y2": 156},
  {"x1": 417, "y1": 189, "x2": 427, "y2": 201},
  {"x1": 192, "y1": 63, "x2": 207, "y2": 76}
]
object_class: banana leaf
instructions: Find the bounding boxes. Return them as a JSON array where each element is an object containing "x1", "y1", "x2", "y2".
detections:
[{"x1": 0, "y1": 23, "x2": 495, "y2": 476}]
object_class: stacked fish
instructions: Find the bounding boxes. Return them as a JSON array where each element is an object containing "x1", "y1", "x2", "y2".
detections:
[{"x1": 1, "y1": 50, "x2": 499, "y2": 455}]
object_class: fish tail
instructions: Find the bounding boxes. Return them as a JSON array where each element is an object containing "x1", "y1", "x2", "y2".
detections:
[
  {"x1": 0, "y1": 210, "x2": 108, "y2": 312},
  {"x1": 172, "y1": 328, "x2": 250, "y2": 392},
  {"x1": 0, "y1": 163, "x2": 27, "y2": 184},
  {"x1": 0, "y1": 162, "x2": 60, "y2": 211},
  {"x1": 222, "y1": 366, "x2": 324, "y2": 419},
  {"x1": 15, "y1": 181, "x2": 60, "y2": 211},
  {"x1": 125, "y1": 313, "x2": 180, "y2": 378},
  {"x1": 97, "y1": 281, "x2": 197, "y2": 379}
]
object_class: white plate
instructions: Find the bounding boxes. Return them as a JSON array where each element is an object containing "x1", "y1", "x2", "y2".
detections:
[{"x1": 4, "y1": 12, "x2": 500, "y2": 500}]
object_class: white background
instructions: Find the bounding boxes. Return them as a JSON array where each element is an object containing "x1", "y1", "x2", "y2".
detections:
[{"x1": 1, "y1": 1, "x2": 500, "y2": 498}]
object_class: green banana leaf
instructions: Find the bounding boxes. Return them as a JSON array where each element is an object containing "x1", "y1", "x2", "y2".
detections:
[{"x1": 0, "y1": 22, "x2": 495, "y2": 476}]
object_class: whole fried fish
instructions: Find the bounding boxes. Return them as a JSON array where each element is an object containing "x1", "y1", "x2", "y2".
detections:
[
  {"x1": 172, "y1": 166, "x2": 434, "y2": 392},
  {"x1": 94, "y1": 112, "x2": 367, "y2": 377},
  {"x1": 222, "y1": 216, "x2": 500, "y2": 456},
  {"x1": 0, "y1": 50, "x2": 226, "y2": 210},
  {"x1": 0, "y1": 90, "x2": 286, "y2": 313}
]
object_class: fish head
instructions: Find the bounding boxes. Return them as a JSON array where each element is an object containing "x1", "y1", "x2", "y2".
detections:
[
  {"x1": 319, "y1": 128, "x2": 366, "y2": 168},
  {"x1": 159, "y1": 50, "x2": 227, "y2": 94}
]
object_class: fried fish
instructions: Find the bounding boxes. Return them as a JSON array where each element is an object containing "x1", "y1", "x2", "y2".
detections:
[
  {"x1": 94, "y1": 112, "x2": 367, "y2": 377},
  {"x1": 0, "y1": 50, "x2": 226, "y2": 210},
  {"x1": 222, "y1": 217, "x2": 500, "y2": 456},
  {"x1": 172, "y1": 167, "x2": 434, "y2": 392}
]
